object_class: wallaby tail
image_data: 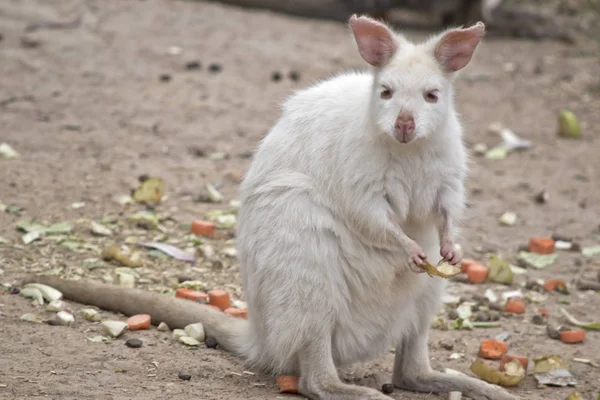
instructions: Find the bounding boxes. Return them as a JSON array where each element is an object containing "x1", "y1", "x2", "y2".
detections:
[{"x1": 21, "y1": 275, "x2": 247, "y2": 353}]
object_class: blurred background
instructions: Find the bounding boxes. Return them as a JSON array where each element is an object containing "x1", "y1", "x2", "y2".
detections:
[{"x1": 1, "y1": 1, "x2": 599, "y2": 399}]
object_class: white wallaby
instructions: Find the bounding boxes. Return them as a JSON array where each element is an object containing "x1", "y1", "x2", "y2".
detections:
[{"x1": 24, "y1": 15, "x2": 517, "y2": 400}]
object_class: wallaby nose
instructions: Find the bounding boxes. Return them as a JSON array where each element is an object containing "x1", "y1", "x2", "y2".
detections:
[{"x1": 394, "y1": 112, "x2": 415, "y2": 143}]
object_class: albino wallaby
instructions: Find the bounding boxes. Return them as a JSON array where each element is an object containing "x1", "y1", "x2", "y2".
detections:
[{"x1": 24, "y1": 15, "x2": 517, "y2": 400}]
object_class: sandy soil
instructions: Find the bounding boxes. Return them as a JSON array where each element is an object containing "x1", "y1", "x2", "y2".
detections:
[{"x1": 1, "y1": 0, "x2": 599, "y2": 399}]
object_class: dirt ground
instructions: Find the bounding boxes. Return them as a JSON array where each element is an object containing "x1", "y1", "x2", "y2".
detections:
[{"x1": 1, "y1": 0, "x2": 600, "y2": 399}]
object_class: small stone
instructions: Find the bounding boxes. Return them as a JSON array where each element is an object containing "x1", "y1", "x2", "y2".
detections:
[
  {"x1": 125, "y1": 338, "x2": 143, "y2": 348},
  {"x1": 185, "y1": 61, "x2": 201, "y2": 70},
  {"x1": 447, "y1": 309, "x2": 459, "y2": 320},
  {"x1": 535, "y1": 190, "x2": 549, "y2": 204},
  {"x1": 531, "y1": 314, "x2": 545, "y2": 325},
  {"x1": 208, "y1": 63, "x2": 222, "y2": 73},
  {"x1": 474, "y1": 311, "x2": 490, "y2": 322},
  {"x1": 381, "y1": 383, "x2": 394, "y2": 394},
  {"x1": 547, "y1": 324, "x2": 561, "y2": 340},
  {"x1": 271, "y1": 71, "x2": 282, "y2": 81},
  {"x1": 159, "y1": 74, "x2": 171, "y2": 82},
  {"x1": 439, "y1": 341, "x2": 454, "y2": 351},
  {"x1": 488, "y1": 311, "x2": 500, "y2": 321},
  {"x1": 178, "y1": 373, "x2": 192, "y2": 381},
  {"x1": 288, "y1": 70, "x2": 300, "y2": 81},
  {"x1": 205, "y1": 337, "x2": 218, "y2": 349},
  {"x1": 46, "y1": 319, "x2": 61, "y2": 326}
]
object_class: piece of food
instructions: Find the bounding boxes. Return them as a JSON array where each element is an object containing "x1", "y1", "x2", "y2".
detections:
[
  {"x1": 224, "y1": 307, "x2": 248, "y2": 319},
  {"x1": 126, "y1": 314, "x2": 151, "y2": 330},
  {"x1": 467, "y1": 263, "x2": 489, "y2": 283},
  {"x1": 559, "y1": 330, "x2": 586, "y2": 344},
  {"x1": 478, "y1": 339, "x2": 509, "y2": 360},
  {"x1": 499, "y1": 355, "x2": 529, "y2": 371},
  {"x1": 175, "y1": 288, "x2": 208, "y2": 302},
  {"x1": 277, "y1": 376, "x2": 300, "y2": 394},
  {"x1": 191, "y1": 220, "x2": 216, "y2": 237},
  {"x1": 504, "y1": 298, "x2": 525, "y2": 314},
  {"x1": 528, "y1": 237, "x2": 555, "y2": 255},
  {"x1": 543, "y1": 279, "x2": 569, "y2": 294},
  {"x1": 208, "y1": 289, "x2": 231, "y2": 311},
  {"x1": 470, "y1": 359, "x2": 525, "y2": 387},
  {"x1": 418, "y1": 259, "x2": 462, "y2": 279}
]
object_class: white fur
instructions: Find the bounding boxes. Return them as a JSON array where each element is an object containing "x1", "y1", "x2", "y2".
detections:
[{"x1": 234, "y1": 19, "x2": 517, "y2": 400}]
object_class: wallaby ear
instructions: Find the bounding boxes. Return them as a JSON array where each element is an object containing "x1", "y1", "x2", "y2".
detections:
[
  {"x1": 434, "y1": 22, "x2": 485, "y2": 72},
  {"x1": 349, "y1": 14, "x2": 397, "y2": 67}
]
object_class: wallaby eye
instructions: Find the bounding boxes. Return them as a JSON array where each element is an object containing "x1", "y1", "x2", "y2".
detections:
[
  {"x1": 380, "y1": 86, "x2": 393, "y2": 100},
  {"x1": 425, "y1": 90, "x2": 439, "y2": 103}
]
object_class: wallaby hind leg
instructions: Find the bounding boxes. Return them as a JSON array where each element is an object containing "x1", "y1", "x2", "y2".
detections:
[
  {"x1": 392, "y1": 328, "x2": 517, "y2": 400},
  {"x1": 298, "y1": 334, "x2": 392, "y2": 400}
]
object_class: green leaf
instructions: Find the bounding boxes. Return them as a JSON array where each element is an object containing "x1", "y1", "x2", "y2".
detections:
[{"x1": 487, "y1": 255, "x2": 513, "y2": 284}]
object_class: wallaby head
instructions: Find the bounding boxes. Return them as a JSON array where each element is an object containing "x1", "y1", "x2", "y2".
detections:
[{"x1": 348, "y1": 15, "x2": 485, "y2": 144}]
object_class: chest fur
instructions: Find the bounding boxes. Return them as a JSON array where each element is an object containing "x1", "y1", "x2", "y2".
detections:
[{"x1": 383, "y1": 154, "x2": 448, "y2": 224}]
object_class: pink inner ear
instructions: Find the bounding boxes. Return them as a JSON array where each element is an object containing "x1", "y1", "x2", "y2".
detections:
[
  {"x1": 349, "y1": 15, "x2": 397, "y2": 67},
  {"x1": 435, "y1": 22, "x2": 485, "y2": 72}
]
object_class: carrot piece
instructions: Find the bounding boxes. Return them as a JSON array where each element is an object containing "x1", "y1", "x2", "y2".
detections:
[
  {"x1": 208, "y1": 289, "x2": 231, "y2": 311},
  {"x1": 191, "y1": 220, "x2": 216, "y2": 238},
  {"x1": 277, "y1": 376, "x2": 299, "y2": 394},
  {"x1": 543, "y1": 279, "x2": 568, "y2": 294},
  {"x1": 504, "y1": 298, "x2": 525, "y2": 314},
  {"x1": 560, "y1": 330, "x2": 586, "y2": 344},
  {"x1": 499, "y1": 354, "x2": 529, "y2": 371},
  {"x1": 467, "y1": 263, "x2": 489, "y2": 283},
  {"x1": 126, "y1": 314, "x2": 151, "y2": 330},
  {"x1": 224, "y1": 307, "x2": 247, "y2": 319},
  {"x1": 528, "y1": 237, "x2": 555, "y2": 254},
  {"x1": 175, "y1": 288, "x2": 208, "y2": 302},
  {"x1": 538, "y1": 307, "x2": 549, "y2": 317},
  {"x1": 478, "y1": 339, "x2": 509, "y2": 360},
  {"x1": 460, "y1": 258, "x2": 479, "y2": 274}
]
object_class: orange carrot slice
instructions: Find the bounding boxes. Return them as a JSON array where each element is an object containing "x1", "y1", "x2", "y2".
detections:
[
  {"x1": 126, "y1": 314, "x2": 151, "y2": 330},
  {"x1": 224, "y1": 307, "x2": 247, "y2": 319},
  {"x1": 176, "y1": 288, "x2": 208, "y2": 302},
  {"x1": 277, "y1": 376, "x2": 299, "y2": 394},
  {"x1": 460, "y1": 258, "x2": 479, "y2": 274},
  {"x1": 478, "y1": 339, "x2": 509, "y2": 360},
  {"x1": 504, "y1": 298, "x2": 525, "y2": 314},
  {"x1": 191, "y1": 220, "x2": 216, "y2": 238},
  {"x1": 208, "y1": 289, "x2": 231, "y2": 311},
  {"x1": 528, "y1": 237, "x2": 555, "y2": 254},
  {"x1": 499, "y1": 354, "x2": 529, "y2": 371},
  {"x1": 543, "y1": 279, "x2": 568, "y2": 294},
  {"x1": 560, "y1": 330, "x2": 586, "y2": 344},
  {"x1": 467, "y1": 263, "x2": 489, "y2": 283}
]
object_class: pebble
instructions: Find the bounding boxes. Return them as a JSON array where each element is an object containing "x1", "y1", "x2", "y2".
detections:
[
  {"x1": 159, "y1": 74, "x2": 171, "y2": 82},
  {"x1": 489, "y1": 311, "x2": 500, "y2": 321},
  {"x1": 447, "y1": 309, "x2": 459, "y2": 320},
  {"x1": 288, "y1": 70, "x2": 300, "y2": 81},
  {"x1": 185, "y1": 61, "x2": 201, "y2": 70},
  {"x1": 439, "y1": 341, "x2": 454, "y2": 351},
  {"x1": 205, "y1": 337, "x2": 218, "y2": 349},
  {"x1": 531, "y1": 314, "x2": 545, "y2": 325},
  {"x1": 208, "y1": 63, "x2": 222, "y2": 73},
  {"x1": 474, "y1": 311, "x2": 491, "y2": 322},
  {"x1": 125, "y1": 338, "x2": 143, "y2": 348},
  {"x1": 178, "y1": 373, "x2": 192, "y2": 381},
  {"x1": 381, "y1": 383, "x2": 394, "y2": 394},
  {"x1": 271, "y1": 71, "x2": 282, "y2": 81}
]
